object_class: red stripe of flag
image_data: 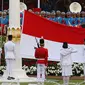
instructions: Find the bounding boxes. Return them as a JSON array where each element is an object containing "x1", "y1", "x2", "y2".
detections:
[{"x1": 22, "y1": 10, "x2": 85, "y2": 44}]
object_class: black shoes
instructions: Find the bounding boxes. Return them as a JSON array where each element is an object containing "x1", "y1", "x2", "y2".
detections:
[
  {"x1": 7, "y1": 76, "x2": 11, "y2": 80},
  {"x1": 10, "y1": 77, "x2": 15, "y2": 79},
  {"x1": 7, "y1": 76, "x2": 15, "y2": 80}
]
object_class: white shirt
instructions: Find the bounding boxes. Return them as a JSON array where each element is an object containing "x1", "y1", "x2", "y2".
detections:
[
  {"x1": 4, "y1": 41, "x2": 16, "y2": 59},
  {"x1": 60, "y1": 47, "x2": 76, "y2": 66}
]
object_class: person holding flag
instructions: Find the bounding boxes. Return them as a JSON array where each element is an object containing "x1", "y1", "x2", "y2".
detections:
[{"x1": 35, "y1": 37, "x2": 48, "y2": 85}]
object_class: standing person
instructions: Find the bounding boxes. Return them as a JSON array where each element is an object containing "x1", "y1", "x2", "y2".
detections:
[
  {"x1": 82, "y1": 39, "x2": 85, "y2": 81},
  {"x1": 60, "y1": 42, "x2": 77, "y2": 85},
  {"x1": 65, "y1": 12, "x2": 72, "y2": 26},
  {"x1": 0, "y1": 47, "x2": 3, "y2": 76},
  {"x1": 35, "y1": 37, "x2": 48, "y2": 85},
  {"x1": 60, "y1": 12, "x2": 66, "y2": 25},
  {"x1": 0, "y1": 47, "x2": 2, "y2": 65},
  {"x1": 4, "y1": 35, "x2": 16, "y2": 80}
]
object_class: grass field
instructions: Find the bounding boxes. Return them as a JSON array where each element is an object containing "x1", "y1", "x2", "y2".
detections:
[
  {"x1": 19, "y1": 80, "x2": 85, "y2": 85},
  {"x1": 3, "y1": 79, "x2": 85, "y2": 85}
]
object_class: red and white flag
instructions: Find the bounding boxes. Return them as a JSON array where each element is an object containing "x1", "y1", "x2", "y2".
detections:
[{"x1": 20, "y1": 10, "x2": 85, "y2": 62}]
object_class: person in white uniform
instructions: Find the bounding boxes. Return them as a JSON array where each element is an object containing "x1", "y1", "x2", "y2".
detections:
[
  {"x1": 82, "y1": 39, "x2": 85, "y2": 80},
  {"x1": 4, "y1": 35, "x2": 16, "y2": 80},
  {"x1": 0, "y1": 47, "x2": 2, "y2": 65},
  {"x1": 0, "y1": 47, "x2": 3, "y2": 76},
  {"x1": 60, "y1": 42, "x2": 77, "y2": 85}
]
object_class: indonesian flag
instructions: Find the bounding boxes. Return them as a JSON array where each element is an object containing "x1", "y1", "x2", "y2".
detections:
[{"x1": 20, "y1": 10, "x2": 85, "y2": 62}]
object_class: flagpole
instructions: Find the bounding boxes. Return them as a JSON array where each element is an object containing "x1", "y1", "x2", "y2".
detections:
[{"x1": 38, "y1": 0, "x2": 40, "y2": 8}]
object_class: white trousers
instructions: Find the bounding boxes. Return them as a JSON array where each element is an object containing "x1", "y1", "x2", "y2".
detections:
[
  {"x1": 83, "y1": 63, "x2": 85, "y2": 76},
  {"x1": 62, "y1": 65, "x2": 72, "y2": 76},
  {"x1": 63, "y1": 76, "x2": 70, "y2": 85},
  {"x1": 6, "y1": 59, "x2": 15, "y2": 77},
  {"x1": 37, "y1": 64, "x2": 45, "y2": 82}
]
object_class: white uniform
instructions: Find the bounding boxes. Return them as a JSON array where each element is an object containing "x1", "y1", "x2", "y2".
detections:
[
  {"x1": 82, "y1": 45, "x2": 85, "y2": 75},
  {"x1": 4, "y1": 41, "x2": 16, "y2": 77},
  {"x1": 0, "y1": 48, "x2": 2, "y2": 65},
  {"x1": 60, "y1": 47, "x2": 76, "y2": 76}
]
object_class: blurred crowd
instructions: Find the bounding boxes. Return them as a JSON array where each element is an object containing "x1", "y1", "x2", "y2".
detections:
[
  {"x1": 0, "y1": 9, "x2": 85, "y2": 29},
  {"x1": 29, "y1": 9, "x2": 85, "y2": 27}
]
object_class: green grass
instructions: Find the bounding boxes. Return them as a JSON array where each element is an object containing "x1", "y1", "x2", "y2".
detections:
[
  {"x1": 20, "y1": 80, "x2": 85, "y2": 85},
  {"x1": 4, "y1": 80, "x2": 85, "y2": 85},
  {"x1": 0, "y1": 79, "x2": 85, "y2": 85},
  {"x1": 19, "y1": 81, "x2": 85, "y2": 85}
]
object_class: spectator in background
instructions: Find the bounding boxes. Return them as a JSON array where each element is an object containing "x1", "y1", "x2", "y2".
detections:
[
  {"x1": 0, "y1": 11, "x2": 2, "y2": 21},
  {"x1": 1, "y1": 12, "x2": 8, "y2": 25},
  {"x1": 56, "y1": 10, "x2": 61, "y2": 17},
  {"x1": 46, "y1": 12, "x2": 51, "y2": 20},
  {"x1": 60, "y1": 12, "x2": 66, "y2": 25},
  {"x1": 71, "y1": 12, "x2": 77, "y2": 27},
  {"x1": 0, "y1": 12, "x2": 8, "y2": 35},
  {"x1": 65, "y1": 12, "x2": 72, "y2": 26},
  {"x1": 56, "y1": 10, "x2": 61, "y2": 23},
  {"x1": 49, "y1": 12, "x2": 56, "y2": 22},
  {"x1": 40, "y1": 11, "x2": 46, "y2": 18},
  {"x1": 81, "y1": 11, "x2": 85, "y2": 24},
  {"x1": 76, "y1": 12, "x2": 81, "y2": 26}
]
